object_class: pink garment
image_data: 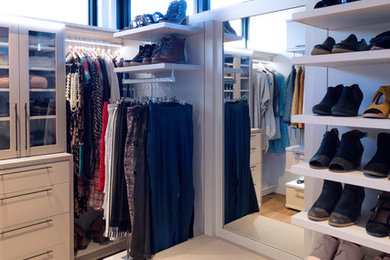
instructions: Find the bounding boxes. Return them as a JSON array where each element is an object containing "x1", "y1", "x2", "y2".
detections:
[{"x1": 98, "y1": 102, "x2": 109, "y2": 191}]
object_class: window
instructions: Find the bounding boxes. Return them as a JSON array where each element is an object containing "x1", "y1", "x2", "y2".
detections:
[
  {"x1": 131, "y1": 0, "x2": 194, "y2": 21},
  {"x1": 210, "y1": 0, "x2": 244, "y2": 10},
  {"x1": 2, "y1": 0, "x2": 89, "y2": 25}
]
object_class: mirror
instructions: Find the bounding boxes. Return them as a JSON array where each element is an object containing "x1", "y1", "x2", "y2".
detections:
[{"x1": 223, "y1": 7, "x2": 306, "y2": 258}]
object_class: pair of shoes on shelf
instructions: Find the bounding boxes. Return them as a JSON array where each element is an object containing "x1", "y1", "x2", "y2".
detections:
[
  {"x1": 308, "y1": 180, "x2": 365, "y2": 227},
  {"x1": 363, "y1": 85, "x2": 390, "y2": 119},
  {"x1": 87, "y1": 216, "x2": 109, "y2": 244},
  {"x1": 314, "y1": 0, "x2": 359, "y2": 9},
  {"x1": 376, "y1": 252, "x2": 390, "y2": 260},
  {"x1": 126, "y1": 0, "x2": 187, "y2": 29},
  {"x1": 125, "y1": 36, "x2": 186, "y2": 66},
  {"x1": 308, "y1": 235, "x2": 364, "y2": 260},
  {"x1": 310, "y1": 129, "x2": 367, "y2": 172},
  {"x1": 312, "y1": 84, "x2": 363, "y2": 117},
  {"x1": 312, "y1": 34, "x2": 368, "y2": 55},
  {"x1": 366, "y1": 192, "x2": 390, "y2": 238}
]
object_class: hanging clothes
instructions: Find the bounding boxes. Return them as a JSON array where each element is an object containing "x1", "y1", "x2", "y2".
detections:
[
  {"x1": 224, "y1": 99, "x2": 259, "y2": 224},
  {"x1": 291, "y1": 66, "x2": 302, "y2": 128},
  {"x1": 253, "y1": 69, "x2": 276, "y2": 151},
  {"x1": 268, "y1": 72, "x2": 290, "y2": 153},
  {"x1": 283, "y1": 66, "x2": 296, "y2": 124},
  {"x1": 298, "y1": 68, "x2": 305, "y2": 129}
]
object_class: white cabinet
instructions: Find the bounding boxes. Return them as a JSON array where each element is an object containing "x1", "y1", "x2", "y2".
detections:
[
  {"x1": 0, "y1": 21, "x2": 65, "y2": 160},
  {"x1": 250, "y1": 128, "x2": 262, "y2": 205},
  {"x1": 0, "y1": 153, "x2": 73, "y2": 260}
]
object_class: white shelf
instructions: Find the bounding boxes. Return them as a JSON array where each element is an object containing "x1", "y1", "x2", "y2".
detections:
[
  {"x1": 0, "y1": 42, "x2": 8, "y2": 47},
  {"x1": 0, "y1": 88, "x2": 8, "y2": 92},
  {"x1": 293, "y1": 49, "x2": 390, "y2": 67},
  {"x1": 113, "y1": 22, "x2": 203, "y2": 42},
  {"x1": 291, "y1": 163, "x2": 390, "y2": 192},
  {"x1": 75, "y1": 239, "x2": 126, "y2": 260},
  {"x1": 0, "y1": 65, "x2": 9, "y2": 69},
  {"x1": 291, "y1": 114, "x2": 390, "y2": 130},
  {"x1": 224, "y1": 33, "x2": 243, "y2": 43},
  {"x1": 30, "y1": 115, "x2": 56, "y2": 120},
  {"x1": 29, "y1": 67, "x2": 55, "y2": 72},
  {"x1": 114, "y1": 63, "x2": 202, "y2": 73},
  {"x1": 0, "y1": 117, "x2": 9, "y2": 122},
  {"x1": 292, "y1": 0, "x2": 390, "y2": 30},
  {"x1": 224, "y1": 67, "x2": 243, "y2": 74},
  {"x1": 291, "y1": 211, "x2": 390, "y2": 254}
]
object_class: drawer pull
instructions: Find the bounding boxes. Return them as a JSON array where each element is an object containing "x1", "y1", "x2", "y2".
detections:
[
  {"x1": 250, "y1": 166, "x2": 256, "y2": 170},
  {"x1": 0, "y1": 188, "x2": 52, "y2": 201},
  {"x1": 250, "y1": 147, "x2": 256, "y2": 151},
  {"x1": 24, "y1": 250, "x2": 53, "y2": 260},
  {"x1": 0, "y1": 219, "x2": 52, "y2": 235},
  {"x1": 0, "y1": 166, "x2": 52, "y2": 177}
]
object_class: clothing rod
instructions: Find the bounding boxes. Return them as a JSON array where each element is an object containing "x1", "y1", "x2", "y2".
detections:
[{"x1": 65, "y1": 38, "x2": 123, "y2": 48}]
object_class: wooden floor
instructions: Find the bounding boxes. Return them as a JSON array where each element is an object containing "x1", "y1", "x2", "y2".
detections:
[{"x1": 259, "y1": 193, "x2": 298, "y2": 224}]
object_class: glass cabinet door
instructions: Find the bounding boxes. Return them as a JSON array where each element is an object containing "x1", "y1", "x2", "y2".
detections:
[
  {"x1": 28, "y1": 31, "x2": 57, "y2": 148},
  {"x1": 0, "y1": 24, "x2": 19, "y2": 159},
  {"x1": 20, "y1": 24, "x2": 65, "y2": 156}
]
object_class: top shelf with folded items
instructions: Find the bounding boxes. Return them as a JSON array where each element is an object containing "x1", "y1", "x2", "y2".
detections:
[
  {"x1": 113, "y1": 22, "x2": 203, "y2": 42},
  {"x1": 292, "y1": 0, "x2": 390, "y2": 30}
]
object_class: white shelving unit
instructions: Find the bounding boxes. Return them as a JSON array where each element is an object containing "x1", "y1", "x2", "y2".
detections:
[
  {"x1": 290, "y1": 163, "x2": 390, "y2": 193},
  {"x1": 293, "y1": 49, "x2": 390, "y2": 67},
  {"x1": 292, "y1": 1, "x2": 390, "y2": 256},
  {"x1": 113, "y1": 22, "x2": 203, "y2": 42},
  {"x1": 114, "y1": 63, "x2": 203, "y2": 73},
  {"x1": 292, "y1": 0, "x2": 390, "y2": 30},
  {"x1": 291, "y1": 211, "x2": 390, "y2": 254},
  {"x1": 291, "y1": 115, "x2": 390, "y2": 130}
]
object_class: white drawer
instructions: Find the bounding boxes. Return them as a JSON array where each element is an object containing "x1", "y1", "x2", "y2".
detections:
[
  {"x1": 0, "y1": 213, "x2": 70, "y2": 260},
  {"x1": 0, "y1": 161, "x2": 70, "y2": 195},
  {"x1": 285, "y1": 185, "x2": 305, "y2": 211},
  {"x1": 250, "y1": 164, "x2": 261, "y2": 186},
  {"x1": 0, "y1": 183, "x2": 70, "y2": 228},
  {"x1": 250, "y1": 146, "x2": 262, "y2": 165},
  {"x1": 13, "y1": 243, "x2": 70, "y2": 260}
]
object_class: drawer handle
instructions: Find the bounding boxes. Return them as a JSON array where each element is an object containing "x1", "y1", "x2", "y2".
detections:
[
  {"x1": 0, "y1": 219, "x2": 52, "y2": 236},
  {"x1": 250, "y1": 166, "x2": 256, "y2": 170},
  {"x1": 0, "y1": 166, "x2": 52, "y2": 177},
  {"x1": 24, "y1": 250, "x2": 53, "y2": 260},
  {"x1": 251, "y1": 135, "x2": 256, "y2": 138},
  {"x1": 250, "y1": 147, "x2": 256, "y2": 151},
  {"x1": 0, "y1": 188, "x2": 52, "y2": 201}
]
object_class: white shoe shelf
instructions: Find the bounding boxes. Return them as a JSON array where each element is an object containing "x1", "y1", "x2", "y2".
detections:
[
  {"x1": 291, "y1": 0, "x2": 390, "y2": 255},
  {"x1": 113, "y1": 22, "x2": 203, "y2": 42},
  {"x1": 291, "y1": 115, "x2": 390, "y2": 130},
  {"x1": 114, "y1": 63, "x2": 203, "y2": 73},
  {"x1": 291, "y1": 211, "x2": 390, "y2": 254},
  {"x1": 292, "y1": 0, "x2": 390, "y2": 30}
]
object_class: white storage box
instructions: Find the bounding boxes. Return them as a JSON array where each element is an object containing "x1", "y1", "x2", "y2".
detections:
[{"x1": 285, "y1": 180, "x2": 305, "y2": 211}]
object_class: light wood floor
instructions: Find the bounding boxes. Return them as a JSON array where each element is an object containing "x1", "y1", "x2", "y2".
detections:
[
  {"x1": 259, "y1": 193, "x2": 299, "y2": 224},
  {"x1": 105, "y1": 235, "x2": 272, "y2": 260}
]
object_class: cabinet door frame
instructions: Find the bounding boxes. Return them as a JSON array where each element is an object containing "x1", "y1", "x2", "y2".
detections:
[
  {"x1": 0, "y1": 21, "x2": 20, "y2": 160},
  {"x1": 19, "y1": 22, "x2": 66, "y2": 157}
]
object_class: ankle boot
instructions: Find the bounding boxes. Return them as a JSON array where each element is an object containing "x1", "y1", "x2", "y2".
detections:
[
  {"x1": 331, "y1": 84, "x2": 363, "y2": 117},
  {"x1": 87, "y1": 216, "x2": 109, "y2": 244},
  {"x1": 363, "y1": 86, "x2": 390, "y2": 118},
  {"x1": 152, "y1": 36, "x2": 185, "y2": 64},
  {"x1": 144, "y1": 38, "x2": 168, "y2": 64},
  {"x1": 329, "y1": 184, "x2": 365, "y2": 227},
  {"x1": 129, "y1": 45, "x2": 145, "y2": 66},
  {"x1": 329, "y1": 130, "x2": 367, "y2": 172},
  {"x1": 307, "y1": 235, "x2": 339, "y2": 260},
  {"x1": 162, "y1": 0, "x2": 187, "y2": 24},
  {"x1": 312, "y1": 37, "x2": 336, "y2": 55},
  {"x1": 333, "y1": 241, "x2": 364, "y2": 260},
  {"x1": 310, "y1": 128, "x2": 340, "y2": 169},
  {"x1": 363, "y1": 133, "x2": 390, "y2": 177},
  {"x1": 308, "y1": 180, "x2": 343, "y2": 221},
  {"x1": 313, "y1": 85, "x2": 343, "y2": 115}
]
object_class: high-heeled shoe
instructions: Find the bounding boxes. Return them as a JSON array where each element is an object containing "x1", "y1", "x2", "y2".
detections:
[
  {"x1": 310, "y1": 128, "x2": 340, "y2": 169},
  {"x1": 363, "y1": 86, "x2": 390, "y2": 119}
]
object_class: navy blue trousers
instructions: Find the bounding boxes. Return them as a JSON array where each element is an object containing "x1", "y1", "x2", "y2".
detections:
[
  {"x1": 224, "y1": 100, "x2": 259, "y2": 224},
  {"x1": 147, "y1": 102, "x2": 194, "y2": 254}
]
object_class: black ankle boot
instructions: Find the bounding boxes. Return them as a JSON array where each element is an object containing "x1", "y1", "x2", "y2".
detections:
[
  {"x1": 329, "y1": 184, "x2": 365, "y2": 227},
  {"x1": 310, "y1": 128, "x2": 340, "y2": 169},
  {"x1": 363, "y1": 133, "x2": 390, "y2": 177},
  {"x1": 312, "y1": 85, "x2": 343, "y2": 115},
  {"x1": 329, "y1": 130, "x2": 367, "y2": 172},
  {"x1": 308, "y1": 180, "x2": 343, "y2": 221},
  {"x1": 331, "y1": 84, "x2": 363, "y2": 116}
]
